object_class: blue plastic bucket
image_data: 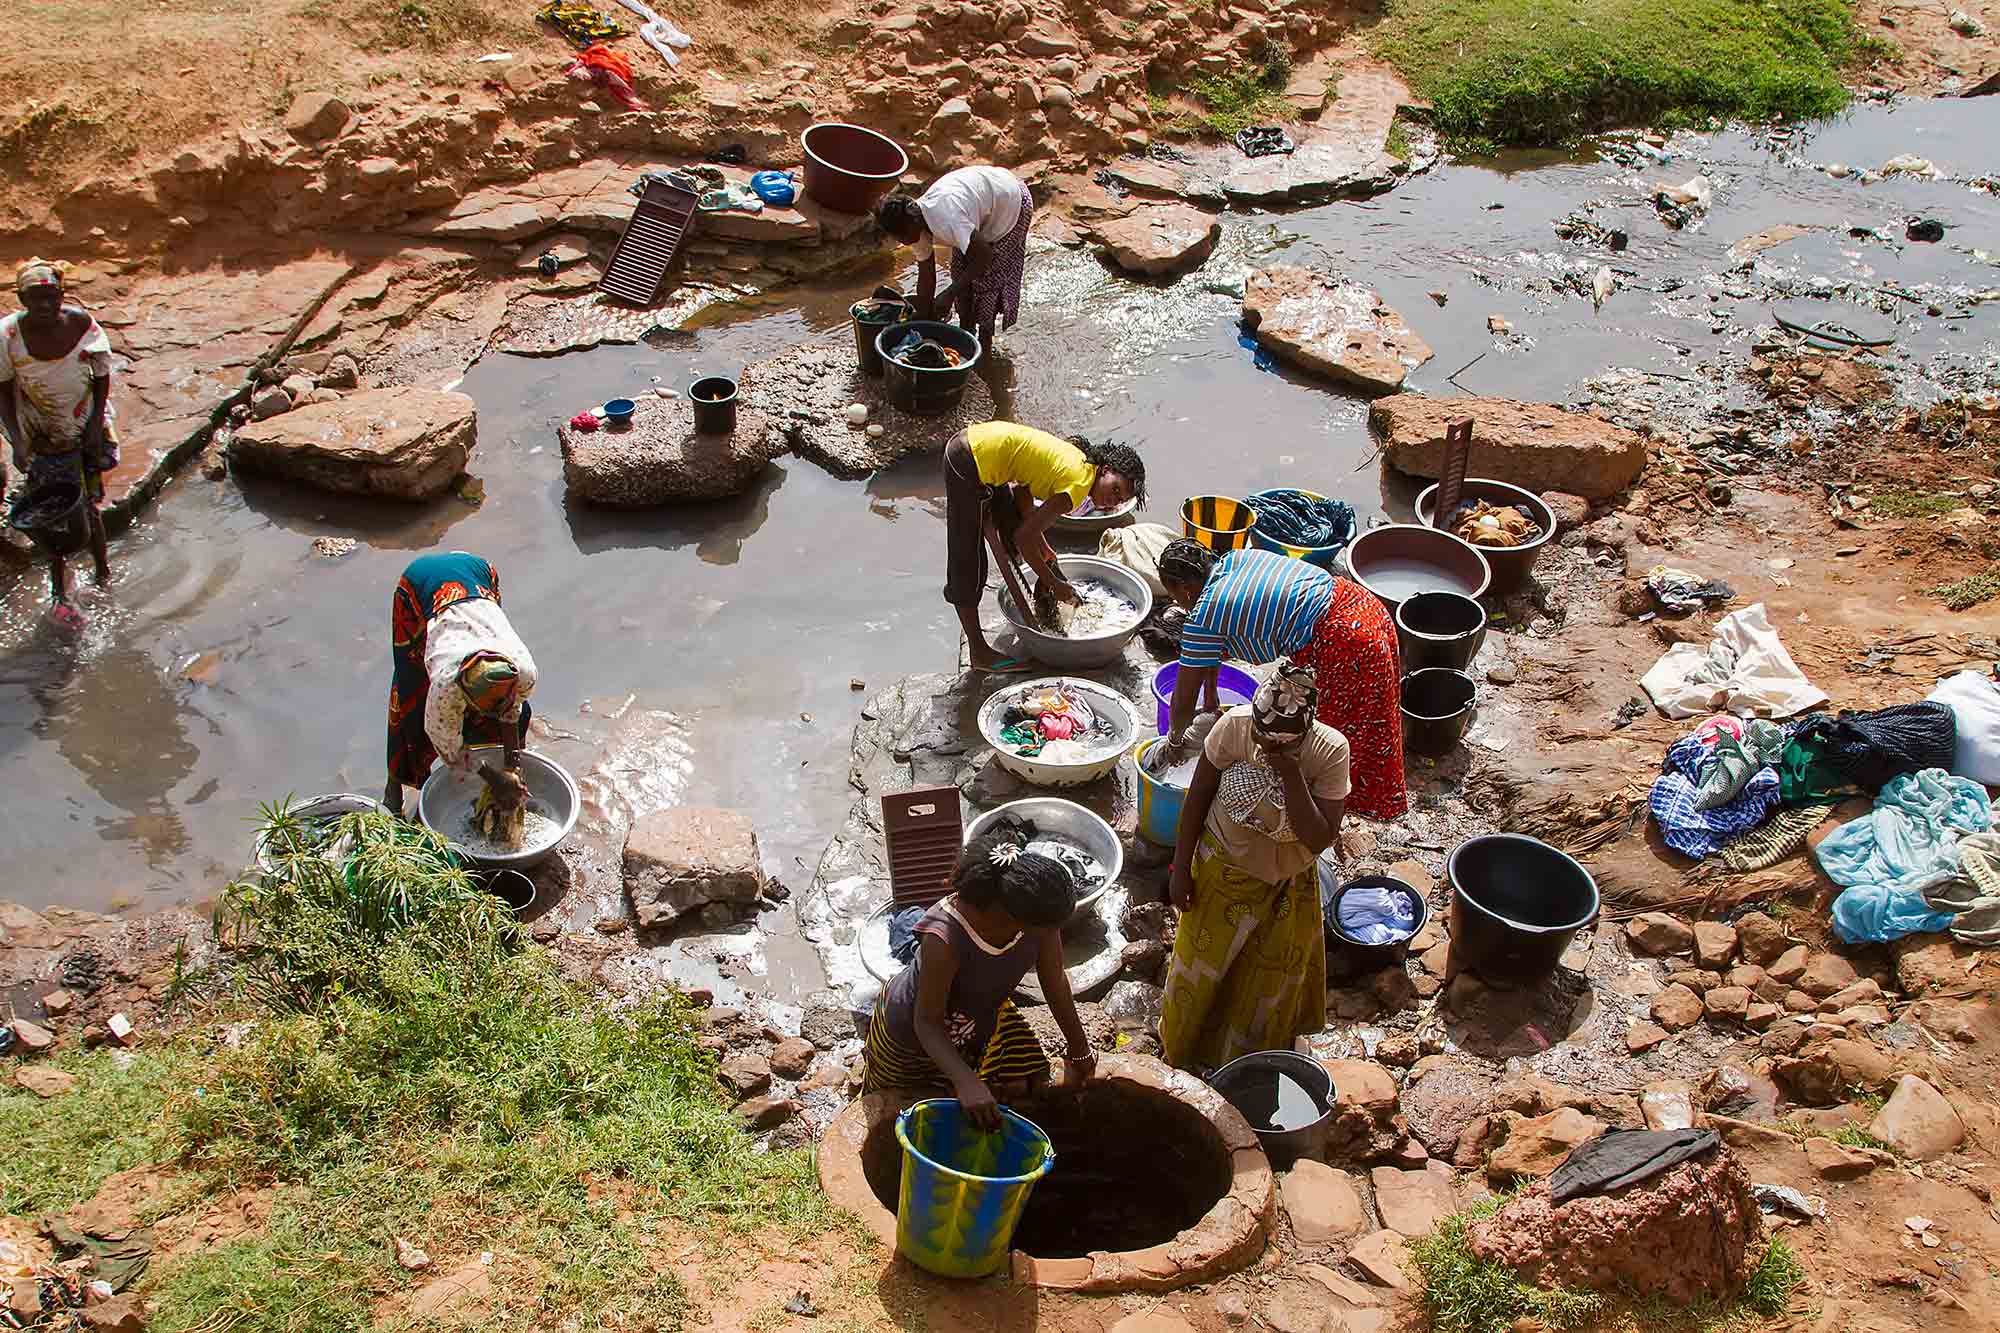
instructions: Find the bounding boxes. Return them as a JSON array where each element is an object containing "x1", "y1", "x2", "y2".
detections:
[
  {"x1": 1151, "y1": 661, "x2": 1259, "y2": 735},
  {"x1": 1133, "y1": 737, "x2": 1188, "y2": 847},
  {"x1": 895, "y1": 1098, "x2": 1054, "y2": 1278},
  {"x1": 1246, "y1": 488, "x2": 1352, "y2": 569}
]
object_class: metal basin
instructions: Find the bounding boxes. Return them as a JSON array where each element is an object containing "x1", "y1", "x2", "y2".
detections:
[
  {"x1": 997, "y1": 555, "x2": 1154, "y2": 669},
  {"x1": 1341, "y1": 523, "x2": 1491, "y2": 614},
  {"x1": 417, "y1": 748, "x2": 580, "y2": 870},
  {"x1": 252, "y1": 792, "x2": 391, "y2": 874},
  {"x1": 978, "y1": 676, "x2": 1139, "y2": 788},
  {"x1": 1052, "y1": 497, "x2": 1138, "y2": 535},
  {"x1": 964, "y1": 797, "x2": 1122, "y2": 915},
  {"x1": 1415, "y1": 478, "x2": 1556, "y2": 596}
]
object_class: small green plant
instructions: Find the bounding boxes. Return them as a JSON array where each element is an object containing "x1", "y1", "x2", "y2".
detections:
[
  {"x1": 1156, "y1": 44, "x2": 1296, "y2": 138},
  {"x1": 1831, "y1": 1124, "x2": 1896, "y2": 1153},
  {"x1": 1386, "y1": 117, "x2": 1413, "y2": 161},
  {"x1": 1872, "y1": 486, "x2": 1961, "y2": 518},
  {"x1": 1409, "y1": 1198, "x2": 1609, "y2": 1333},
  {"x1": 1931, "y1": 566, "x2": 2000, "y2": 611},
  {"x1": 1741, "y1": 1234, "x2": 1806, "y2": 1317}
]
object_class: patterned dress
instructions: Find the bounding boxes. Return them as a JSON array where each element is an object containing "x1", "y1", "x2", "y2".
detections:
[
  {"x1": 0, "y1": 310, "x2": 120, "y2": 499},
  {"x1": 950, "y1": 185, "x2": 1034, "y2": 334},
  {"x1": 387, "y1": 552, "x2": 532, "y2": 788},
  {"x1": 1289, "y1": 578, "x2": 1408, "y2": 820}
]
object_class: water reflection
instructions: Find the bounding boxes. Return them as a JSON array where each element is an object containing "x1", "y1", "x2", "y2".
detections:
[{"x1": 34, "y1": 646, "x2": 198, "y2": 869}]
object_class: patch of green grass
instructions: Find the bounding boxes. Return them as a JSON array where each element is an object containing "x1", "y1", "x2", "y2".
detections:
[
  {"x1": 1742, "y1": 1235, "x2": 1806, "y2": 1317},
  {"x1": 1154, "y1": 45, "x2": 1296, "y2": 138},
  {"x1": 1872, "y1": 486, "x2": 1962, "y2": 518},
  {"x1": 1931, "y1": 566, "x2": 2000, "y2": 611},
  {"x1": 0, "y1": 1047, "x2": 195, "y2": 1215},
  {"x1": 1386, "y1": 116, "x2": 1413, "y2": 161},
  {"x1": 1831, "y1": 1124, "x2": 1896, "y2": 1153},
  {"x1": 1369, "y1": 0, "x2": 1863, "y2": 148},
  {"x1": 1409, "y1": 1197, "x2": 1609, "y2": 1333}
]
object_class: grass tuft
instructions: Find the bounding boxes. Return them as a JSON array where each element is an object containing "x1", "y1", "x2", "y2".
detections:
[
  {"x1": 1872, "y1": 486, "x2": 1962, "y2": 518},
  {"x1": 1154, "y1": 45, "x2": 1296, "y2": 138},
  {"x1": 1370, "y1": 0, "x2": 1866, "y2": 148},
  {"x1": 1931, "y1": 566, "x2": 2000, "y2": 611},
  {"x1": 1742, "y1": 1235, "x2": 1806, "y2": 1317},
  {"x1": 1408, "y1": 1197, "x2": 1608, "y2": 1333}
]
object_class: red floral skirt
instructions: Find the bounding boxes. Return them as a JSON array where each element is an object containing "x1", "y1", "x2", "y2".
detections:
[{"x1": 1289, "y1": 579, "x2": 1407, "y2": 820}]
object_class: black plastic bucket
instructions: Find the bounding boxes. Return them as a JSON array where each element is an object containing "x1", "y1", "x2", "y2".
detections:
[
  {"x1": 7, "y1": 480, "x2": 89, "y2": 557},
  {"x1": 1323, "y1": 872, "x2": 1429, "y2": 960},
  {"x1": 1396, "y1": 591, "x2": 1487, "y2": 673},
  {"x1": 1447, "y1": 834, "x2": 1599, "y2": 985},
  {"x1": 690, "y1": 375, "x2": 738, "y2": 434},
  {"x1": 1400, "y1": 668, "x2": 1477, "y2": 757},
  {"x1": 1208, "y1": 1050, "x2": 1334, "y2": 1168},
  {"x1": 877, "y1": 320, "x2": 983, "y2": 416},
  {"x1": 851, "y1": 300, "x2": 912, "y2": 376}
]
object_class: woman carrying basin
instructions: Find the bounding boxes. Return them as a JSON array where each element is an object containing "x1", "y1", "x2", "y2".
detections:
[
  {"x1": 384, "y1": 551, "x2": 538, "y2": 817},
  {"x1": 1159, "y1": 665, "x2": 1348, "y2": 1070},
  {"x1": 943, "y1": 420, "x2": 1146, "y2": 673},
  {"x1": 1156, "y1": 540, "x2": 1406, "y2": 821},
  {"x1": 876, "y1": 165, "x2": 1033, "y2": 348},
  {"x1": 862, "y1": 832, "x2": 1096, "y2": 1129}
]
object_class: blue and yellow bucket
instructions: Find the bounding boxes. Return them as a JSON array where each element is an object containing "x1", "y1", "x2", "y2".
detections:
[
  {"x1": 1246, "y1": 488, "x2": 1353, "y2": 569},
  {"x1": 1133, "y1": 737, "x2": 1189, "y2": 847},
  {"x1": 894, "y1": 1098, "x2": 1055, "y2": 1278},
  {"x1": 1180, "y1": 495, "x2": 1258, "y2": 552}
]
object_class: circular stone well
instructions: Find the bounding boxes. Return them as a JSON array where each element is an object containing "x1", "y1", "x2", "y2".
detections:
[{"x1": 816, "y1": 1053, "x2": 1274, "y2": 1292}]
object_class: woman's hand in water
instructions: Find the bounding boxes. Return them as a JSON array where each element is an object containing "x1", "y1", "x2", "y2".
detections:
[{"x1": 955, "y1": 1075, "x2": 1002, "y2": 1131}]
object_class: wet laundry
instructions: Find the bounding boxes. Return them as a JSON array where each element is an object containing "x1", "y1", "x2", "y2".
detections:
[
  {"x1": 698, "y1": 186, "x2": 764, "y2": 214},
  {"x1": 1550, "y1": 1127, "x2": 1719, "y2": 1203},
  {"x1": 1333, "y1": 884, "x2": 1420, "y2": 945},
  {"x1": 1819, "y1": 768, "x2": 1993, "y2": 944},
  {"x1": 537, "y1": 0, "x2": 626, "y2": 47},
  {"x1": 884, "y1": 328, "x2": 965, "y2": 369},
  {"x1": 1249, "y1": 489, "x2": 1356, "y2": 550},
  {"x1": 1932, "y1": 832, "x2": 2000, "y2": 946},
  {"x1": 888, "y1": 904, "x2": 926, "y2": 965},
  {"x1": 1640, "y1": 602, "x2": 1827, "y2": 720},
  {"x1": 994, "y1": 682, "x2": 1120, "y2": 762},
  {"x1": 1234, "y1": 125, "x2": 1295, "y2": 158},
  {"x1": 1449, "y1": 499, "x2": 1543, "y2": 549},
  {"x1": 1648, "y1": 724, "x2": 1785, "y2": 860},
  {"x1": 1780, "y1": 701, "x2": 1957, "y2": 799},
  {"x1": 1693, "y1": 717, "x2": 1786, "y2": 809}
]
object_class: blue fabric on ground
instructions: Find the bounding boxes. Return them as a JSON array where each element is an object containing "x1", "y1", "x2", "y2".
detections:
[
  {"x1": 1820, "y1": 768, "x2": 1992, "y2": 944},
  {"x1": 1336, "y1": 886, "x2": 1419, "y2": 945},
  {"x1": 1250, "y1": 489, "x2": 1358, "y2": 550},
  {"x1": 888, "y1": 905, "x2": 927, "y2": 965},
  {"x1": 1648, "y1": 729, "x2": 1784, "y2": 860}
]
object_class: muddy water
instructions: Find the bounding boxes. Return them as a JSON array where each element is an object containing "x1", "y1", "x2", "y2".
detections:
[{"x1": 1, "y1": 101, "x2": 1993, "y2": 1002}]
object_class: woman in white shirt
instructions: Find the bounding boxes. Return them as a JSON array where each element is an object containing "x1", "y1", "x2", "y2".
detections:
[{"x1": 876, "y1": 165, "x2": 1034, "y2": 347}]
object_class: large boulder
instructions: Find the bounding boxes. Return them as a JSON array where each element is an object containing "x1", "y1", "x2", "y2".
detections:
[
  {"x1": 1486, "y1": 1107, "x2": 1606, "y2": 1184},
  {"x1": 623, "y1": 807, "x2": 767, "y2": 930},
  {"x1": 1868, "y1": 1074, "x2": 1965, "y2": 1159},
  {"x1": 1369, "y1": 395, "x2": 1649, "y2": 500},
  {"x1": 561, "y1": 404, "x2": 786, "y2": 506},
  {"x1": 1242, "y1": 267, "x2": 1432, "y2": 396},
  {"x1": 740, "y1": 340, "x2": 996, "y2": 478},
  {"x1": 230, "y1": 386, "x2": 474, "y2": 499},
  {"x1": 1092, "y1": 204, "x2": 1222, "y2": 276},
  {"x1": 1468, "y1": 1148, "x2": 1762, "y2": 1304}
]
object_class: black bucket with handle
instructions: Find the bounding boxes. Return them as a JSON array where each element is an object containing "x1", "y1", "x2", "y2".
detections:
[
  {"x1": 851, "y1": 297, "x2": 912, "y2": 376},
  {"x1": 1447, "y1": 834, "x2": 1600, "y2": 985},
  {"x1": 7, "y1": 479, "x2": 89, "y2": 557},
  {"x1": 690, "y1": 375, "x2": 738, "y2": 434},
  {"x1": 1400, "y1": 667, "x2": 1477, "y2": 757}
]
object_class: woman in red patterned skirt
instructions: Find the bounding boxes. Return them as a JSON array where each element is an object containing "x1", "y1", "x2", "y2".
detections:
[{"x1": 1286, "y1": 578, "x2": 1407, "y2": 821}]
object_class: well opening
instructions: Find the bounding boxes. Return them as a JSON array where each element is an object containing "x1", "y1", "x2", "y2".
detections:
[{"x1": 861, "y1": 1079, "x2": 1234, "y2": 1259}]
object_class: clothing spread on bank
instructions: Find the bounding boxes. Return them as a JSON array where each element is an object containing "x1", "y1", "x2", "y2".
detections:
[
  {"x1": 916, "y1": 166, "x2": 1027, "y2": 256},
  {"x1": 965, "y1": 421, "x2": 1096, "y2": 509},
  {"x1": 1179, "y1": 549, "x2": 1336, "y2": 670}
]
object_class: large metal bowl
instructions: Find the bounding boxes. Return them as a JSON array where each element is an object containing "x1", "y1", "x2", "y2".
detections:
[
  {"x1": 1415, "y1": 478, "x2": 1556, "y2": 596},
  {"x1": 1052, "y1": 497, "x2": 1139, "y2": 535},
  {"x1": 964, "y1": 797, "x2": 1123, "y2": 914},
  {"x1": 253, "y1": 793, "x2": 391, "y2": 875},
  {"x1": 977, "y1": 676, "x2": 1140, "y2": 788},
  {"x1": 997, "y1": 554, "x2": 1154, "y2": 669},
  {"x1": 417, "y1": 748, "x2": 580, "y2": 870}
]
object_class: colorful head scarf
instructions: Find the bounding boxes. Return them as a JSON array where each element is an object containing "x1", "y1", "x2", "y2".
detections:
[
  {"x1": 1252, "y1": 662, "x2": 1318, "y2": 743},
  {"x1": 456, "y1": 651, "x2": 521, "y2": 715},
  {"x1": 15, "y1": 258, "x2": 64, "y2": 295}
]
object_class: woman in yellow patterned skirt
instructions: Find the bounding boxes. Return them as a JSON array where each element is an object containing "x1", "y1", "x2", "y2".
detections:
[{"x1": 1159, "y1": 664, "x2": 1348, "y2": 1071}]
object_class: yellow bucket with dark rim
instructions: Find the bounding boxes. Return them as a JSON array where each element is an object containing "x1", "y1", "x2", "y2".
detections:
[{"x1": 1180, "y1": 495, "x2": 1258, "y2": 552}]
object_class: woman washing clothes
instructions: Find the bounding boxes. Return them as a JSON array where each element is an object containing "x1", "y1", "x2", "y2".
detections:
[
  {"x1": 876, "y1": 166, "x2": 1034, "y2": 349},
  {"x1": 385, "y1": 552, "x2": 538, "y2": 817},
  {"x1": 0, "y1": 259, "x2": 118, "y2": 623},
  {"x1": 1160, "y1": 665, "x2": 1347, "y2": 1070},
  {"x1": 1156, "y1": 540, "x2": 1406, "y2": 821},
  {"x1": 863, "y1": 832, "x2": 1096, "y2": 1129},
  {"x1": 943, "y1": 420, "x2": 1146, "y2": 673}
]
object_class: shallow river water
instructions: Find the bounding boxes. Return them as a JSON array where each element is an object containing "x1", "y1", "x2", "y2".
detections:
[{"x1": 0, "y1": 101, "x2": 1992, "y2": 1003}]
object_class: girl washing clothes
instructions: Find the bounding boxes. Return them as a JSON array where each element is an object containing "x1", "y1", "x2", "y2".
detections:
[{"x1": 862, "y1": 832, "x2": 1096, "y2": 1129}]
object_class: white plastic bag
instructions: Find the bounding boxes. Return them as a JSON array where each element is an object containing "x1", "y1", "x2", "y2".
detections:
[
  {"x1": 1096, "y1": 522, "x2": 1177, "y2": 598},
  {"x1": 1927, "y1": 669, "x2": 2000, "y2": 784}
]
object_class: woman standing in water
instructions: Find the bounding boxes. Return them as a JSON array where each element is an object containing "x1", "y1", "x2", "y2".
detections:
[
  {"x1": 876, "y1": 165, "x2": 1034, "y2": 349},
  {"x1": 1159, "y1": 666, "x2": 1346, "y2": 1070},
  {"x1": 1156, "y1": 540, "x2": 1406, "y2": 821},
  {"x1": 0, "y1": 260, "x2": 117, "y2": 624},
  {"x1": 385, "y1": 552, "x2": 538, "y2": 816},
  {"x1": 862, "y1": 832, "x2": 1096, "y2": 1128},
  {"x1": 941, "y1": 420, "x2": 1146, "y2": 673}
]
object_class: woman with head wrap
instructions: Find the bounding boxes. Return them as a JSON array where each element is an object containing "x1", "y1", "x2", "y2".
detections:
[
  {"x1": 384, "y1": 552, "x2": 539, "y2": 816},
  {"x1": 861, "y1": 831, "x2": 1096, "y2": 1129},
  {"x1": 875, "y1": 166, "x2": 1033, "y2": 349},
  {"x1": 1156, "y1": 540, "x2": 1407, "y2": 821},
  {"x1": 1158, "y1": 664, "x2": 1347, "y2": 1070},
  {"x1": 0, "y1": 259, "x2": 117, "y2": 618}
]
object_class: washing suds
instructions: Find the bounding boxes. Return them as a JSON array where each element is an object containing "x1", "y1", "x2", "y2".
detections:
[
  {"x1": 452, "y1": 805, "x2": 561, "y2": 856},
  {"x1": 1052, "y1": 577, "x2": 1140, "y2": 638}
]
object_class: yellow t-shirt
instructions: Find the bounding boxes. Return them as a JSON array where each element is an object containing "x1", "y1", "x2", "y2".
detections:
[{"x1": 966, "y1": 421, "x2": 1096, "y2": 509}]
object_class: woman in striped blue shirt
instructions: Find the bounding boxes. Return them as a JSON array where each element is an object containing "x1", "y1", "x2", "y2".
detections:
[{"x1": 1158, "y1": 541, "x2": 1407, "y2": 821}]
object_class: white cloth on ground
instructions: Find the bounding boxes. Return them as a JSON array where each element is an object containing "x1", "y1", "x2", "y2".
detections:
[
  {"x1": 1933, "y1": 832, "x2": 2000, "y2": 946},
  {"x1": 1640, "y1": 602, "x2": 1827, "y2": 720},
  {"x1": 423, "y1": 597, "x2": 539, "y2": 765},
  {"x1": 917, "y1": 167, "x2": 1026, "y2": 256},
  {"x1": 608, "y1": 0, "x2": 692, "y2": 66},
  {"x1": 1926, "y1": 668, "x2": 2000, "y2": 785},
  {"x1": 1096, "y1": 522, "x2": 1177, "y2": 598}
]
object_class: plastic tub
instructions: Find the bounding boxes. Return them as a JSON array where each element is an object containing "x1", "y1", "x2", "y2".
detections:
[
  {"x1": 1208, "y1": 1051, "x2": 1334, "y2": 1168},
  {"x1": 690, "y1": 376, "x2": 738, "y2": 434},
  {"x1": 1246, "y1": 488, "x2": 1350, "y2": 569},
  {"x1": 1151, "y1": 661, "x2": 1258, "y2": 735},
  {"x1": 1416, "y1": 478, "x2": 1556, "y2": 596},
  {"x1": 1181, "y1": 495, "x2": 1258, "y2": 552},
  {"x1": 851, "y1": 298, "x2": 912, "y2": 376},
  {"x1": 1321, "y1": 872, "x2": 1428, "y2": 957},
  {"x1": 895, "y1": 1098, "x2": 1054, "y2": 1278},
  {"x1": 801, "y1": 123, "x2": 910, "y2": 215},
  {"x1": 1447, "y1": 834, "x2": 1600, "y2": 985},
  {"x1": 601, "y1": 397, "x2": 636, "y2": 427},
  {"x1": 1401, "y1": 668, "x2": 1477, "y2": 758},
  {"x1": 1342, "y1": 523, "x2": 1491, "y2": 617},
  {"x1": 878, "y1": 321, "x2": 983, "y2": 416},
  {"x1": 1132, "y1": 737, "x2": 1188, "y2": 847},
  {"x1": 7, "y1": 479, "x2": 89, "y2": 557},
  {"x1": 1395, "y1": 591, "x2": 1488, "y2": 673}
]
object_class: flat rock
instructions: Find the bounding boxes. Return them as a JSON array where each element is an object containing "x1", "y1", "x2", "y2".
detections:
[
  {"x1": 8, "y1": 1019, "x2": 55, "y2": 1053},
  {"x1": 1704, "y1": 986, "x2": 1752, "y2": 1022},
  {"x1": 1281, "y1": 1160, "x2": 1366, "y2": 1244},
  {"x1": 1626, "y1": 1020, "x2": 1670, "y2": 1054},
  {"x1": 14, "y1": 1066, "x2": 77, "y2": 1097},
  {"x1": 407, "y1": 1256, "x2": 495, "y2": 1323},
  {"x1": 623, "y1": 807, "x2": 766, "y2": 930},
  {"x1": 1869, "y1": 1074, "x2": 1965, "y2": 1159},
  {"x1": 718, "y1": 1052, "x2": 773, "y2": 1098},
  {"x1": 741, "y1": 339, "x2": 996, "y2": 478},
  {"x1": 1369, "y1": 1163, "x2": 1457, "y2": 1237},
  {"x1": 1092, "y1": 203, "x2": 1222, "y2": 276},
  {"x1": 1769, "y1": 944, "x2": 1810, "y2": 985},
  {"x1": 561, "y1": 403, "x2": 785, "y2": 506},
  {"x1": 735, "y1": 1093, "x2": 800, "y2": 1129},
  {"x1": 1347, "y1": 1230, "x2": 1410, "y2": 1289},
  {"x1": 1242, "y1": 266, "x2": 1432, "y2": 396},
  {"x1": 1798, "y1": 952, "x2": 1859, "y2": 998},
  {"x1": 1692, "y1": 921, "x2": 1738, "y2": 969},
  {"x1": 1369, "y1": 395, "x2": 1649, "y2": 501},
  {"x1": 769, "y1": 1036, "x2": 817, "y2": 1081},
  {"x1": 0, "y1": 902, "x2": 60, "y2": 949},
  {"x1": 1487, "y1": 1107, "x2": 1605, "y2": 1184},
  {"x1": 1734, "y1": 911, "x2": 1790, "y2": 965},
  {"x1": 1626, "y1": 912, "x2": 1693, "y2": 956},
  {"x1": 1803, "y1": 1136, "x2": 1875, "y2": 1179},
  {"x1": 230, "y1": 386, "x2": 474, "y2": 500},
  {"x1": 1650, "y1": 983, "x2": 1704, "y2": 1032}
]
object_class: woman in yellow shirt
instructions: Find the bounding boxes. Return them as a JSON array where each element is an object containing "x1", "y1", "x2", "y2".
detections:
[{"x1": 943, "y1": 420, "x2": 1146, "y2": 672}]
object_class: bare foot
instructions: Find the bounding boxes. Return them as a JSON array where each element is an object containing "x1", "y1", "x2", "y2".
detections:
[{"x1": 93, "y1": 564, "x2": 112, "y2": 587}]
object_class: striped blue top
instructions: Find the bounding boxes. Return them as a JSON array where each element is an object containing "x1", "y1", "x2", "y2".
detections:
[{"x1": 1179, "y1": 549, "x2": 1335, "y2": 668}]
